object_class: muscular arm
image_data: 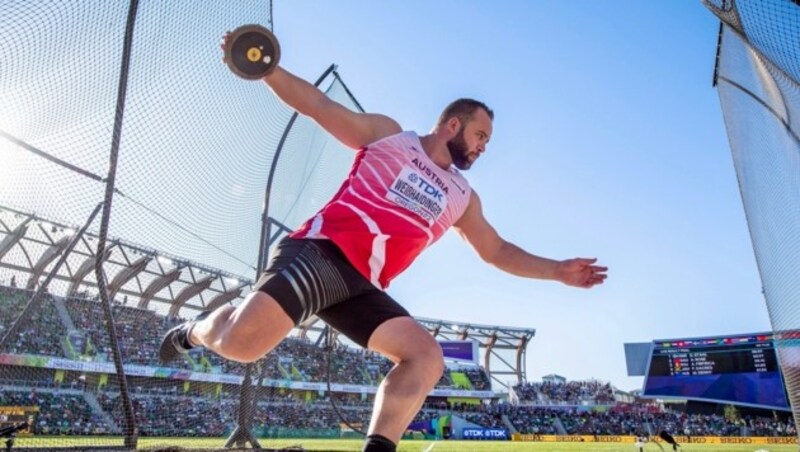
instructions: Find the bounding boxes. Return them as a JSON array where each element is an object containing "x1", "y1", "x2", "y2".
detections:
[
  {"x1": 263, "y1": 67, "x2": 401, "y2": 149},
  {"x1": 453, "y1": 192, "x2": 607, "y2": 288}
]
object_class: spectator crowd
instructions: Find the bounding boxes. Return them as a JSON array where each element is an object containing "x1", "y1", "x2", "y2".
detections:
[{"x1": 1, "y1": 285, "x2": 796, "y2": 439}]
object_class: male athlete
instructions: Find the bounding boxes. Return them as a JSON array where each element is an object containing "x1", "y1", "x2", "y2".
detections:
[{"x1": 159, "y1": 35, "x2": 608, "y2": 452}]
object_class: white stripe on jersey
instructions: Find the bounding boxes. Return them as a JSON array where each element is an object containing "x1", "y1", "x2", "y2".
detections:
[
  {"x1": 308, "y1": 213, "x2": 324, "y2": 237},
  {"x1": 336, "y1": 199, "x2": 387, "y2": 287}
]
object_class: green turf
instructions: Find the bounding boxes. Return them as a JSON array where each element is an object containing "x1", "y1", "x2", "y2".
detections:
[{"x1": 10, "y1": 437, "x2": 799, "y2": 451}]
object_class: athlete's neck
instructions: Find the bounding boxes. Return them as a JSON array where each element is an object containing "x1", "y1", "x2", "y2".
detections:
[{"x1": 418, "y1": 133, "x2": 453, "y2": 171}]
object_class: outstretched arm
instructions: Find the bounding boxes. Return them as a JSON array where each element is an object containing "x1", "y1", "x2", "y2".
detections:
[
  {"x1": 452, "y1": 191, "x2": 607, "y2": 288},
  {"x1": 262, "y1": 67, "x2": 401, "y2": 149}
]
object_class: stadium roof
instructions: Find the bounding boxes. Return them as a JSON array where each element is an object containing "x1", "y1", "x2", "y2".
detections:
[
  {"x1": 297, "y1": 315, "x2": 535, "y2": 389},
  {"x1": 0, "y1": 204, "x2": 251, "y2": 319}
]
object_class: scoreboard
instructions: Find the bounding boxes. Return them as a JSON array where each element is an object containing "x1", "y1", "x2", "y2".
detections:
[
  {"x1": 648, "y1": 334, "x2": 777, "y2": 376},
  {"x1": 643, "y1": 332, "x2": 789, "y2": 410},
  {"x1": 0, "y1": 406, "x2": 36, "y2": 434},
  {"x1": 439, "y1": 340, "x2": 479, "y2": 364}
]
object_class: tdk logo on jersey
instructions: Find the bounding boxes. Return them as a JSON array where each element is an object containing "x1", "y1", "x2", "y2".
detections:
[
  {"x1": 387, "y1": 165, "x2": 448, "y2": 224},
  {"x1": 411, "y1": 157, "x2": 449, "y2": 195},
  {"x1": 407, "y1": 172, "x2": 444, "y2": 201}
]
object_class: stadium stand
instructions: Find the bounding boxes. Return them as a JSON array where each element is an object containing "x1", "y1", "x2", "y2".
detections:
[
  {"x1": 1, "y1": 286, "x2": 491, "y2": 389},
  {"x1": 1, "y1": 283, "x2": 796, "y2": 440},
  {"x1": 512, "y1": 380, "x2": 615, "y2": 405}
]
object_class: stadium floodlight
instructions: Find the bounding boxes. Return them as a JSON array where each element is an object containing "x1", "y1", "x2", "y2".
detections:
[
  {"x1": 64, "y1": 228, "x2": 75, "y2": 236},
  {"x1": 225, "y1": 277, "x2": 240, "y2": 286},
  {"x1": 156, "y1": 255, "x2": 173, "y2": 266}
]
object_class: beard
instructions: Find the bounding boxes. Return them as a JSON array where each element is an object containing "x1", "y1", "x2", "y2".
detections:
[{"x1": 447, "y1": 128, "x2": 473, "y2": 170}]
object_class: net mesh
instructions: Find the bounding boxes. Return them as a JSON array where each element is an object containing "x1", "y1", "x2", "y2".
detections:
[
  {"x1": 0, "y1": 1, "x2": 382, "y2": 449},
  {"x1": 264, "y1": 77, "x2": 361, "y2": 254},
  {"x1": 0, "y1": 2, "x2": 505, "y2": 449},
  {"x1": 703, "y1": 0, "x2": 800, "y2": 435}
]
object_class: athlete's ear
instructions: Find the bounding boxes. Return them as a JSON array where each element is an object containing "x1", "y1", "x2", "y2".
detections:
[{"x1": 446, "y1": 117, "x2": 461, "y2": 137}]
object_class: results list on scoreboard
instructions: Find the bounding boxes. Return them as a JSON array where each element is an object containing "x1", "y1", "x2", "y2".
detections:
[{"x1": 650, "y1": 341, "x2": 777, "y2": 377}]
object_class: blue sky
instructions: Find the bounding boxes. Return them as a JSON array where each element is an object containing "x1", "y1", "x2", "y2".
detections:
[
  {"x1": 270, "y1": 0, "x2": 771, "y2": 392},
  {"x1": 0, "y1": 1, "x2": 768, "y2": 394}
]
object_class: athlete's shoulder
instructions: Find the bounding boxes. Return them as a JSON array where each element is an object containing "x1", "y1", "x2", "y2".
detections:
[
  {"x1": 365, "y1": 130, "x2": 420, "y2": 149},
  {"x1": 359, "y1": 115, "x2": 402, "y2": 146}
]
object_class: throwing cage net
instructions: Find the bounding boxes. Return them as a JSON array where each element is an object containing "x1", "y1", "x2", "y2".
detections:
[
  {"x1": 703, "y1": 0, "x2": 800, "y2": 436},
  {"x1": 0, "y1": 0, "x2": 370, "y2": 449}
]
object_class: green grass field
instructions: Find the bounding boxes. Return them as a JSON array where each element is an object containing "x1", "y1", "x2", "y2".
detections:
[{"x1": 9, "y1": 437, "x2": 799, "y2": 451}]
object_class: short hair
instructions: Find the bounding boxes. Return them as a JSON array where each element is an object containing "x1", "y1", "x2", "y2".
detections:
[{"x1": 436, "y1": 98, "x2": 494, "y2": 128}]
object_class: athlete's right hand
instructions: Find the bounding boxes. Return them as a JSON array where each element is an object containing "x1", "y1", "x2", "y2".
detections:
[{"x1": 554, "y1": 258, "x2": 608, "y2": 289}]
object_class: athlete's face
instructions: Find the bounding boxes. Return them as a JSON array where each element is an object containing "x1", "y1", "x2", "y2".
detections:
[
  {"x1": 447, "y1": 108, "x2": 492, "y2": 170},
  {"x1": 446, "y1": 128, "x2": 471, "y2": 170}
]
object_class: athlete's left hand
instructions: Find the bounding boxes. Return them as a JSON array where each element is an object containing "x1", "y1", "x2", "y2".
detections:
[{"x1": 555, "y1": 258, "x2": 607, "y2": 288}]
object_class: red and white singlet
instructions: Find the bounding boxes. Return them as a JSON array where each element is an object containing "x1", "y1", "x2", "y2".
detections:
[{"x1": 291, "y1": 131, "x2": 472, "y2": 289}]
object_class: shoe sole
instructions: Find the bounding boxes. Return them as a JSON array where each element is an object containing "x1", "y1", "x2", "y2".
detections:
[
  {"x1": 158, "y1": 322, "x2": 192, "y2": 363},
  {"x1": 157, "y1": 311, "x2": 212, "y2": 364}
]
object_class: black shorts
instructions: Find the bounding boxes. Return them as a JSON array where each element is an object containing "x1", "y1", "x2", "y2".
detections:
[{"x1": 253, "y1": 236, "x2": 410, "y2": 348}]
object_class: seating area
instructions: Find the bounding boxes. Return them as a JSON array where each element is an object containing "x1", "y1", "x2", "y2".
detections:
[
  {"x1": 3, "y1": 285, "x2": 795, "y2": 439},
  {"x1": 0, "y1": 286, "x2": 65, "y2": 357},
  {"x1": 0, "y1": 285, "x2": 492, "y2": 390},
  {"x1": 512, "y1": 380, "x2": 615, "y2": 405},
  {"x1": 0, "y1": 389, "x2": 108, "y2": 435}
]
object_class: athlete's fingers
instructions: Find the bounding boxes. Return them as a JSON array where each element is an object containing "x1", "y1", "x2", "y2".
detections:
[{"x1": 583, "y1": 275, "x2": 606, "y2": 287}]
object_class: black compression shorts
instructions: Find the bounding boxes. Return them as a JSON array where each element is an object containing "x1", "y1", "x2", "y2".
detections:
[{"x1": 253, "y1": 236, "x2": 410, "y2": 348}]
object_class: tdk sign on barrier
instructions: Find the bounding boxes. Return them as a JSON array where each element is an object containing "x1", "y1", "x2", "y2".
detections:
[{"x1": 462, "y1": 428, "x2": 510, "y2": 440}]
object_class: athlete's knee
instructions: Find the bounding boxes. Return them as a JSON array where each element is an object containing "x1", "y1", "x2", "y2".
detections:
[
  {"x1": 410, "y1": 340, "x2": 445, "y2": 385},
  {"x1": 370, "y1": 317, "x2": 445, "y2": 387}
]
